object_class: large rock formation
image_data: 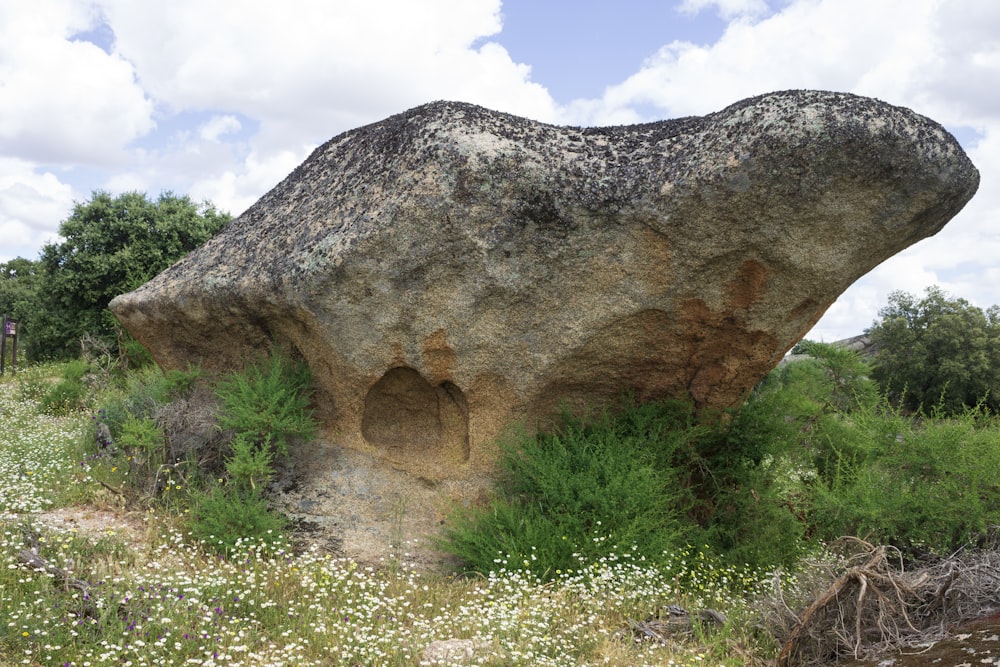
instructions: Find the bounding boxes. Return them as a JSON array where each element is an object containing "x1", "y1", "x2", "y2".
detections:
[{"x1": 110, "y1": 90, "x2": 979, "y2": 480}]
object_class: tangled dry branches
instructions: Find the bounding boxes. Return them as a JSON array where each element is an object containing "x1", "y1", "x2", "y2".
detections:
[{"x1": 758, "y1": 536, "x2": 1000, "y2": 666}]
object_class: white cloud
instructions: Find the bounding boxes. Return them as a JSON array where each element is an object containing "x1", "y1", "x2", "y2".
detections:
[
  {"x1": 191, "y1": 149, "x2": 306, "y2": 218},
  {"x1": 0, "y1": 0, "x2": 563, "y2": 236},
  {"x1": 561, "y1": 0, "x2": 1000, "y2": 340},
  {"x1": 0, "y1": 0, "x2": 154, "y2": 166},
  {"x1": 82, "y1": 0, "x2": 558, "y2": 217},
  {"x1": 0, "y1": 159, "x2": 75, "y2": 262},
  {"x1": 677, "y1": 0, "x2": 770, "y2": 21},
  {"x1": 199, "y1": 115, "x2": 242, "y2": 143},
  {"x1": 572, "y1": 0, "x2": 945, "y2": 124},
  {"x1": 916, "y1": 0, "x2": 1000, "y2": 129},
  {"x1": 98, "y1": 0, "x2": 556, "y2": 124}
]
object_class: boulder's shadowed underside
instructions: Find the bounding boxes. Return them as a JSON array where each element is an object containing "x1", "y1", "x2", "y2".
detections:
[{"x1": 111, "y1": 90, "x2": 979, "y2": 479}]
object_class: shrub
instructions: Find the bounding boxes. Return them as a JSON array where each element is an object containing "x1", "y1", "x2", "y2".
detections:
[
  {"x1": 689, "y1": 388, "x2": 808, "y2": 568},
  {"x1": 188, "y1": 486, "x2": 288, "y2": 554},
  {"x1": 442, "y1": 397, "x2": 806, "y2": 578},
  {"x1": 182, "y1": 347, "x2": 316, "y2": 551},
  {"x1": 97, "y1": 365, "x2": 173, "y2": 435},
  {"x1": 36, "y1": 359, "x2": 94, "y2": 415},
  {"x1": 788, "y1": 339, "x2": 878, "y2": 412},
  {"x1": 807, "y1": 402, "x2": 1000, "y2": 557},
  {"x1": 443, "y1": 402, "x2": 695, "y2": 577},
  {"x1": 225, "y1": 433, "x2": 276, "y2": 491},
  {"x1": 214, "y1": 347, "x2": 316, "y2": 458},
  {"x1": 87, "y1": 364, "x2": 209, "y2": 506},
  {"x1": 162, "y1": 364, "x2": 202, "y2": 396},
  {"x1": 38, "y1": 379, "x2": 87, "y2": 415},
  {"x1": 118, "y1": 414, "x2": 169, "y2": 487}
]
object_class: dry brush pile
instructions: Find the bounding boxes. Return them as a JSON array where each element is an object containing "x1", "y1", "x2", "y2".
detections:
[{"x1": 759, "y1": 536, "x2": 1000, "y2": 665}]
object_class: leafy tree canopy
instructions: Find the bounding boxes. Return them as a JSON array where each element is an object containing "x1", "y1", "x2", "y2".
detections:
[
  {"x1": 0, "y1": 257, "x2": 41, "y2": 324},
  {"x1": 867, "y1": 285, "x2": 1000, "y2": 414},
  {"x1": 31, "y1": 191, "x2": 230, "y2": 359}
]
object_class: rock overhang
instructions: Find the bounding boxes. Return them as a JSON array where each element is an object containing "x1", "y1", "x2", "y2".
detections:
[{"x1": 110, "y1": 89, "x2": 980, "y2": 480}]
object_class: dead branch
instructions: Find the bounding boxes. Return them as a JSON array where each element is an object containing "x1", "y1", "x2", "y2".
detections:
[
  {"x1": 766, "y1": 536, "x2": 1000, "y2": 667},
  {"x1": 16, "y1": 526, "x2": 100, "y2": 620}
]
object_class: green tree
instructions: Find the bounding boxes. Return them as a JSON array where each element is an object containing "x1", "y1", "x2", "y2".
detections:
[
  {"x1": 0, "y1": 257, "x2": 41, "y2": 325},
  {"x1": 867, "y1": 286, "x2": 1000, "y2": 414},
  {"x1": 33, "y1": 191, "x2": 229, "y2": 359}
]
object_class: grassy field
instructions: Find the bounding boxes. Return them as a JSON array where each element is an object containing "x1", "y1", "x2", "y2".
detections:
[{"x1": 0, "y1": 367, "x2": 780, "y2": 666}]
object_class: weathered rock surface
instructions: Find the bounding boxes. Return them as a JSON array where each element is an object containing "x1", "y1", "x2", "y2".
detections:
[{"x1": 110, "y1": 90, "x2": 979, "y2": 480}]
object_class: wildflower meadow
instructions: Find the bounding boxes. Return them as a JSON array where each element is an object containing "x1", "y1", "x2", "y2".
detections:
[{"x1": 0, "y1": 367, "x2": 778, "y2": 666}]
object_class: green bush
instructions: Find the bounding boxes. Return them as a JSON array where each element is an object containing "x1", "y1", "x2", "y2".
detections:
[
  {"x1": 225, "y1": 433, "x2": 276, "y2": 491},
  {"x1": 188, "y1": 486, "x2": 287, "y2": 555},
  {"x1": 97, "y1": 365, "x2": 178, "y2": 438},
  {"x1": 118, "y1": 414, "x2": 168, "y2": 479},
  {"x1": 36, "y1": 360, "x2": 94, "y2": 415},
  {"x1": 37, "y1": 379, "x2": 87, "y2": 415},
  {"x1": 87, "y1": 363, "x2": 207, "y2": 506},
  {"x1": 807, "y1": 402, "x2": 1000, "y2": 557},
  {"x1": 162, "y1": 364, "x2": 202, "y2": 396},
  {"x1": 72, "y1": 349, "x2": 314, "y2": 556},
  {"x1": 214, "y1": 347, "x2": 316, "y2": 458},
  {"x1": 182, "y1": 347, "x2": 315, "y2": 551},
  {"x1": 442, "y1": 402, "x2": 694, "y2": 577},
  {"x1": 787, "y1": 340, "x2": 878, "y2": 412},
  {"x1": 442, "y1": 397, "x2": 806, "y2": 578},
  {"x1": 688, "y1": 387, "x2": 808, "y2": 568}
]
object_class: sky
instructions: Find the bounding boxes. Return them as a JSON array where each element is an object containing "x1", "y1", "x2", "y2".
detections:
[{"x1": 1, "y1": 0, "x2": 998, "y2": 342}]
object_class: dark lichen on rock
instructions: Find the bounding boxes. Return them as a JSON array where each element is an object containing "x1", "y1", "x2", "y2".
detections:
[{"x1": 111, "y1": 89, "x2": 979, "y2": 482}]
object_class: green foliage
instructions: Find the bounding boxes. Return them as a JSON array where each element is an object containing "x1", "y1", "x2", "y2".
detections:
[
  {"x1": 443, "y1": 402, "x2": 694, "y2": 577},
  {"x1": 186, "y1": 348, "x2": 317, "y2": 555},
  {"x1": 188, "y1": 486, "x2": 288, "y2": 554},
  {"x1": 36, "y1": 359, "x2": 93, "y2": 415},
  {"x1": 15, "y1": 374, "x2": 49, "y2": 402},
  {"x1": 85, "y1": 349, "x2": 313, "y2": 551},
  {"x1": 87, "y1": 363, "x2": 209, "y2": 508},
  {"x1": 690, "y1": 388, "x2": 809, "y2": 568},
  {"x1": 762, "y1": 340, "x2": 1000, "y2": 559},
  {"x1": 807, "y1": 402, "x2": 1000, "y2": 557},
  {"x1": 38, "y1": 379, "x2": 88, "y2": 416},
  {"x1": 118, "y1": 414, "x2": 168, "y2": 474},
  {"x1": 96, "y1": 365, "x2": 179, "y2": 437},
  {"x1": 60, "y1": 358, "x2": 92, "y2": 383},
  {"x1": 162, "y1": 365, "x2": 202, "y2": 396},
  {"x1": 868, "y1": 286, "x2": 1000, "y2": 414},
  {"x1": 225, "y1": 434, "x2": 276, "y2": 491},
  {"x1": 214, "y1": 347, "x2": 316, "y2": 458},
  {"x1": 442, "y1": 397, "x2": 806, "y2": 578},
  {"x1": 0, "y1": 257, "x2": 40, "y2": 332},
  {"x1": 30, "y1": 191, "x2": 229, "y2": 360},
  {"x1": 787, "y1": 340, "x2": 877, "y2": 411}
]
